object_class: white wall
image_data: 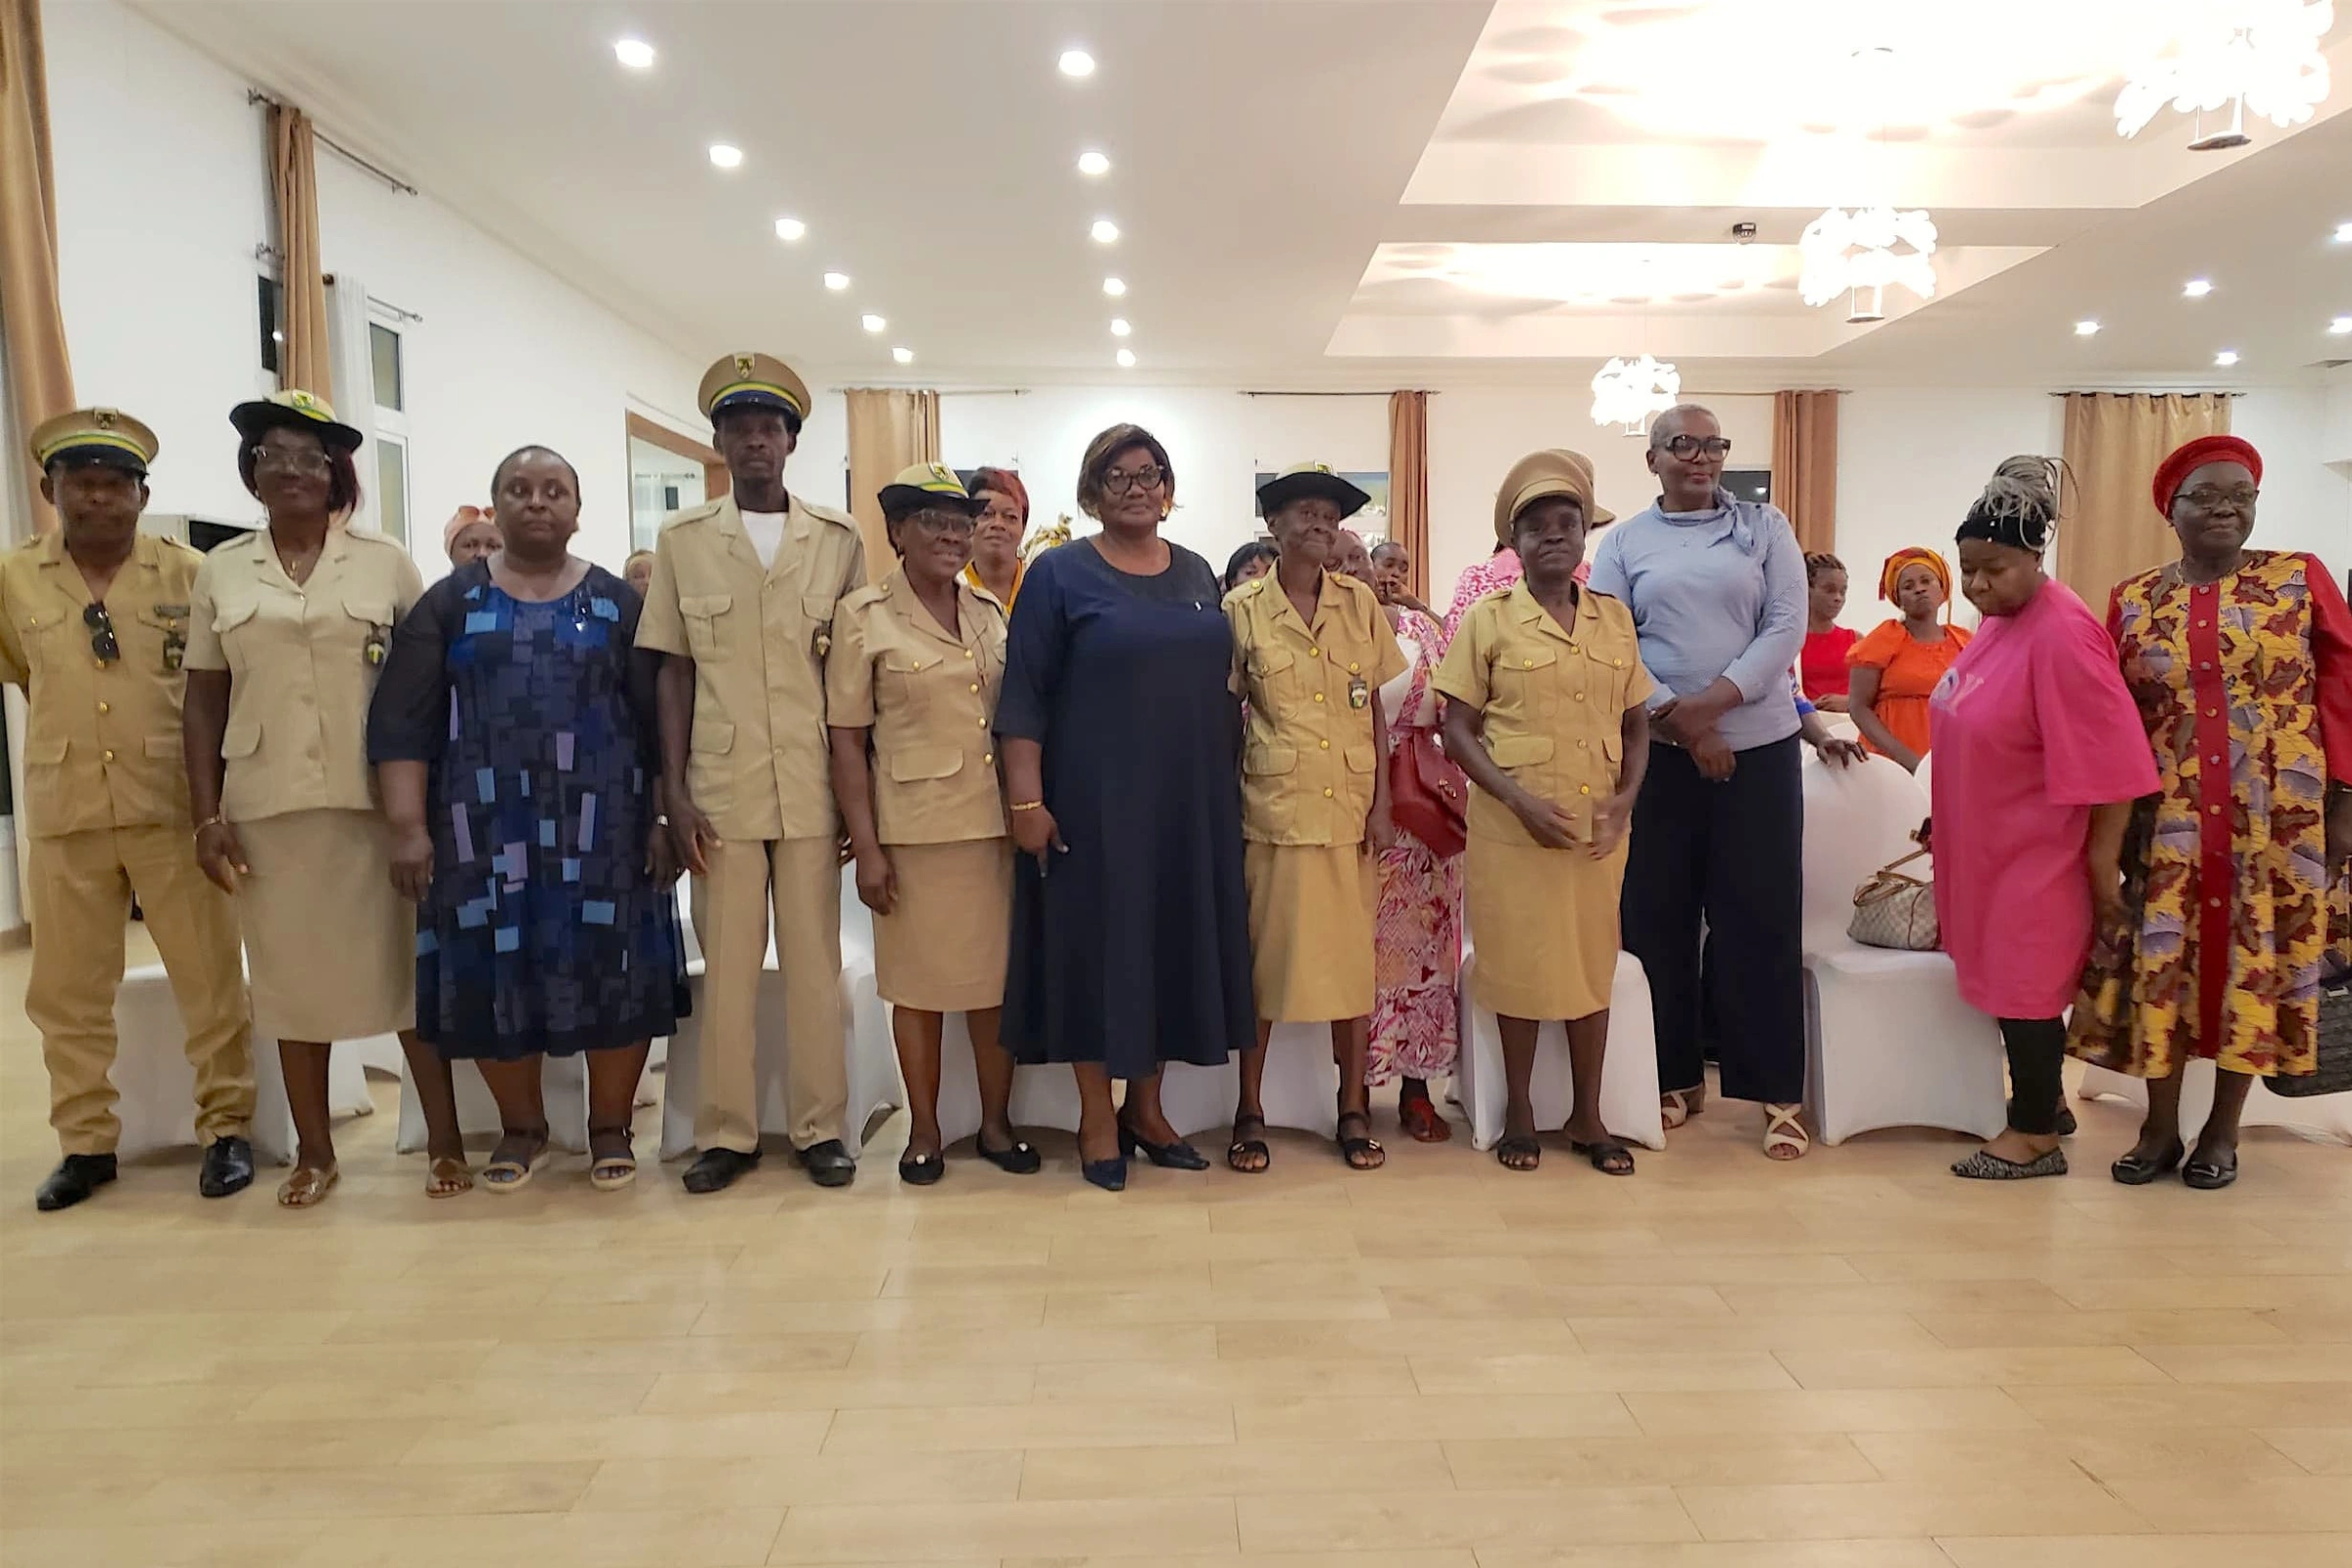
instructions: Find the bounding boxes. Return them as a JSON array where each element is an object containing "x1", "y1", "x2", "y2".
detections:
[
  {"x1": 2233, "y1": 387, "x2": 2350, "y2": 579},
  {"x1": 46, "y1": 0, "x2": 705, "y2": 573}
]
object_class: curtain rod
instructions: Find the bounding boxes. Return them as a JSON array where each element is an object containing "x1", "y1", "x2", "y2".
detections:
[
  {"x1": 1240, "y1": 390, "x2": 1427, "y2": 399},
  {"x1": 246, "y1": 89, "x2": 417, "y2": 195},
  {"x1": 2048, "y1": 389, "x2": 2243, "y2": 397}
]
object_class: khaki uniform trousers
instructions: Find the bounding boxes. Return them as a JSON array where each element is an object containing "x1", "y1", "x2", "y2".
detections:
[
  {"x1": 26, "y1": 825, "x2": 254, "y2": 1155},
  {"x1": 689, "y1": 836, "x2": 846, "y2": 1153}
]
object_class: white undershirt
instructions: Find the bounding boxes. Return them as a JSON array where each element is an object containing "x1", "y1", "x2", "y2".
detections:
[{"x1": 741, "y1": 509, "x2": 786, "y2": 569}]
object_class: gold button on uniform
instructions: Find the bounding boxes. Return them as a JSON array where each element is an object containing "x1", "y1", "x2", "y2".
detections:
[
  {"x1": 968, "y1": 682, "x2": 980, "y2": 693},
  {"x1": 1313, "y1": 692, "x2": 1324, "y2": 703},
  {"x1": 1323, "y1": 788, "x2": 1334, "y2": 798},
  {"x1": 101, "y1": 749, "x2": 115, "y2": 762},
  {"x1": 1319, "y1": 739, "x2": 1330, "y2": 750},
  {"x1": 96, "y1": 701, "x2": 110, "y2": 714}
]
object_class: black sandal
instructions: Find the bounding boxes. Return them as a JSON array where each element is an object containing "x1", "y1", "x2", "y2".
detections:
[
  {"x1": 1494, "y1": 1134, "x2": 1541, "y2": 1172},
  {"x1": 1227, "y1": 1113, "x2": 1270, "y2": 1174},
  {"x1": 1336, "y1": 1106, "x2": 1385, "y2": 1171},
  {"x1": 1570, "y1": 1137, "x2": 1636, "y2": 1176},
  {"x1": 897, "y1": 1148, "x2": 946, "y2": 1186},
  {"x1": 2181, "y1": 1148, "x2": 2239, "y2": 1191},
  {"x1": 2111, "y1": 1136, "x2": 2184, "y2": 1186},
  {"x1": 974, "y1": 1133, "x2": 1042, "y2": 1175}
]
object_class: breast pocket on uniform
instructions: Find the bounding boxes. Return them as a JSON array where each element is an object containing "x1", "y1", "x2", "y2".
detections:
[
  {"x1": 1581, "y1": 643, "x2": 1631, "y2": 711},
  {"x1": 212, "y1": 598, "x2": 260, "y2": 656},
  {"x1": 678, "y1": 594, "x2": 731, "y2": 661},
  {"x1": 343, "y1": 598, "x2": 395, "y2": 666},
  {"x1": 1493, "y1": 646, "x2": 1559, "y2": 716},
  {"x1": 879, "y1": 646, "x2": 941, "y2": 712},
  {"x1": 137, "y1": 606, "x2": 190, "y2": 673},
  {"x1": 1247, "y1": 646, "x2": 1299, "y2": 715}
]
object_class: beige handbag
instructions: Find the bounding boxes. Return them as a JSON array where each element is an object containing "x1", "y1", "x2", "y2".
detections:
[{"x1": 1849, "y1": 847, "x2": 1940, "y2": 951}]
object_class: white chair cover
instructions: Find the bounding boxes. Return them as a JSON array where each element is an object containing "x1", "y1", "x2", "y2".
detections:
[
  {"x1": 1453, "y1": 949, "x2": 1667, "y2": 1153},
  {"x1": 1799, "y1": 753, "x2": 2006, "y2": 1144},
  {"x1": 2076, "y1": 1060, "x2": 2352, "y2": 1145},
  {"x1": 394, "y1": 1046, "x2": 589, "y2": 1154}
]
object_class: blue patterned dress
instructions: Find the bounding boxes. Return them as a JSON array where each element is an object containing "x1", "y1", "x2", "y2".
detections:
[{"x1": 367, "y1": 560, "x2": 686, "y2": 1058}]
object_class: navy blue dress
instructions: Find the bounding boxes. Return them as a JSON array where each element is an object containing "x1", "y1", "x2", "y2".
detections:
[
  {"x1": 995, "y1": 540, "x2": 1253, "y2": 1077},
  {"x1": 368, "y1": 561, "x2": 687, "y2": 1059}
]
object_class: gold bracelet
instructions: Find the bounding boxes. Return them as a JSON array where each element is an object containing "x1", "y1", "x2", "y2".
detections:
[
  {"x1": 1008, "y1": 800, "x2": 1045, "y2": 812},
  {"x1": 194, "y1": 814, "x2": 225, "y2": 833}
]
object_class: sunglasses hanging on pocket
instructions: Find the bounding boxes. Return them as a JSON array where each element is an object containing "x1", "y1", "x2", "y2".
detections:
[{"x1": 82, "y1": 604, "x2": 120, "y2": 664}]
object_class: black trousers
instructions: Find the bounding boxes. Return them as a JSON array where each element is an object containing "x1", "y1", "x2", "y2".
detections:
[
  {"x1": 1622, "y1": 736, "x2": 1806, "y2": 1105},
  {"x1": 2000, "y1": 1017, "x2": 2065, "y2": 1136}
]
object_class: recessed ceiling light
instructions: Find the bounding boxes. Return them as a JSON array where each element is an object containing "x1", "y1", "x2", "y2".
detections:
[
  {"x1": 2214, "y1": 350, "x2": 2239, "y2": 367},
  {"x1": 1091, "y1": 220, "x2": 1120, "y2": 244},
  {"x1": 1115, "y1": 348, "x2": 1136, "y2": 368},
  {"x1": 1102, "y1": 276, "x2": 1127, "y2": 297},
  {"x1": 1109, "y1": 318, "x2": 1132, "y2": 337},
  {"x1": 2328, "y1": 316, "x2": 2352, "y2": 334},
  {"x1": 613, "y1": 38, "x2": 656, "y2": 70},
  {"x1": 773, "y1": 217, "x2": 806, "y2": 242},
  {"x1": 892, "y1": 346, "x2": 914, "y2": 365},
  {"x1": 1077, "y1": 150, "x2": 1110, "y2": 176},
  {"x1": 823, "y1": 271, "x2": 850, "y2": 290},
  {"x1": 1058, "y1": 49, "x2": 1095, "y2": 77},
  {"x1": 2182, "y1": 277, "x2": 2213, "y2": 298},
  {"x1": 2074, "y1": 319, "x2": 2100, "y2": 335},
  {"x1": 860, "y1": 314, "x2": 886, "y2": 333},
  {"x1": 2335, "y1": 222, "x2": 2352, "y2": 242},
  {"x1": 708, "y1": 143, "x2": 743, "y2": 170}
]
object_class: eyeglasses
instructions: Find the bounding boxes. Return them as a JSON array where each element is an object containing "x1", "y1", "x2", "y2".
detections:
[
  {"x1": 84, "y1": 604, "x2": 119, "y2": 664},
  {"x1": 1101, "y1": 465, "x2": 1166, "y2": 495},
  {"x1": 1659, "y1": 435, "x2": 1733, "y2": 461},
  {"x1": 249, "y1": 444, "x2": 330, "y2": 475},
  {"x1": 904, "y1": 511, "x2": 976, "y2": 538},
  {"x1": 2179, "y1": 484, "x2": 2257, "y2": 511}
]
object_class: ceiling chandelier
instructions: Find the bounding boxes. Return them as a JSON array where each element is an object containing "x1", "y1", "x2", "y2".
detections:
[
  {"x1": 1797, "y1": 206, "x2": 1939, "y2": 323},
  {"x1": 1590, "y1": 354, "x2": 1681, "y2": 436},
  {"x1": 2116, "y1": 0, "x2": 2333, "y2": 150}
]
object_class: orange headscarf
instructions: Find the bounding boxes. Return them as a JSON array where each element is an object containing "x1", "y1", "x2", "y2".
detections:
[
  {"x1": 443, "y1": 505, "x2": 495, "y2": 557},
  {"x1": 1878, "y1": 546, "x2": 1950, "y2": 607}
]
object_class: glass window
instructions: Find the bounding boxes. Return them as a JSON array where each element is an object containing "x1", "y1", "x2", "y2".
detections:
[
  {"x1": 375, "y1": 434, "x2": 409, "y2": 545},
  {"x1": 369, "y1": 322, "x2": 403, "y2": 412},
  {"x1": 258, "y1": 275, "x2": 283, "y2": 375}
]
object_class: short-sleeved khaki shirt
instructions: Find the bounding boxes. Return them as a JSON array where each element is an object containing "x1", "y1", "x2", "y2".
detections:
[
  {"x1": 636, "y1": 492, "x2": 866, "y2": 842},
  {"x1": 184, "y1": 526, "x2": 421, "y2": 823},
  {"x1": 1225, "y1": 569, "x2": 1406, "y2": 847},
  {"x1": 1434, "y1": 580, "x2": 1653, "y2": 848},
  {"x1": 0, "y1": 531, "x2": 203, "y2": 838},
  {"x1": 825, "y1": 568, "x2": 1008, "y2": 846}
]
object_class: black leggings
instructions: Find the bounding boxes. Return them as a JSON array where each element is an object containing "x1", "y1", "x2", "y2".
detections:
[{"x1": 2000, "y1": 1016, "x2": 2066, "y2": 1136}]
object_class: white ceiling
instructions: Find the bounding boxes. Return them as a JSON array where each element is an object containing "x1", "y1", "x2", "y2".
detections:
[{"x1": 143, "y1": 0, "x2": 2352, "y2": 391}]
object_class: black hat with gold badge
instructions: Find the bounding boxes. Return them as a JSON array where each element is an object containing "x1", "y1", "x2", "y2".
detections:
[
  {"x1": 228, "y1": 388, "x2": 365, "y2": 454},
  {"x1": 1255, "y1": 462, "x2": 1370, "y2": 520},
  {"x1": 699, "y1": 352, "x2": 812, "y2": 433},
  {"x1": 30, "y1": 406, "x2": 159, "y2": 477},
  {"x1": 877, "y1": 462, "x2": 984, "y2": 521}
]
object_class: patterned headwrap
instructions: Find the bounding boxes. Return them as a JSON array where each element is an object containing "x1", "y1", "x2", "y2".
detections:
[
  {"x1": 443, "y1": 505, "x2": 494, "y2": 557},
  {"x1": 2151, "y1": 434, "x2": 2261, "y2": 519}
]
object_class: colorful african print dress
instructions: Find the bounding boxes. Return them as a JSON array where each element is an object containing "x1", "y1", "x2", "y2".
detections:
[
  {"x1": 2069, "y1": 551, "x2": 2352, "y2": 1078},
  {"x1": 1370, "y1": 608, "x2": 1461, "y2": 1083},
  {"x1": 368, "y1": 560, "x2": 687, "y2": 1059}
]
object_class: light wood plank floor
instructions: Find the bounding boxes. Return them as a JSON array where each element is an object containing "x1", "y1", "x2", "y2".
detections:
[{"x1": 2, "y1": 931, "x2": 2347, "y2": 1567}]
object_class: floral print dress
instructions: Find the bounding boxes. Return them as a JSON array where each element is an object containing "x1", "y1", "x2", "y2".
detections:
[
  {"x1": 2069, "y1": 551, "x2": 2352, "y2": 1078},
  {"x1": 1370, "y1": 608, "x2": 1462, "y2": 1083}
]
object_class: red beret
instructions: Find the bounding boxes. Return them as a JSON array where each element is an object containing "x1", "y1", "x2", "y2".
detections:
[{"x1": 2152, "y1": 435, "x2": 2261, "y2": 518}]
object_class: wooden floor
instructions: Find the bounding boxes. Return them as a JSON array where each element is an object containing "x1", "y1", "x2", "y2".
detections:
[{"x1": 2, "y1": 934, "x2": 2348, "y2": 1568}]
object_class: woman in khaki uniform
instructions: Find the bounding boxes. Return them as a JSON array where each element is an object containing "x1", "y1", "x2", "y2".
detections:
[
  {"x1": 1225, "y1": 464, "x2": 1406, "y2": 1173},
  {"x1": 828, "y1": 465, "x2": 1038, "y2": 1185},
  {"x1": 1436, "y1": 450, "x2": 1651, "y2": 1175},
  {"x1": 182, "y1": 390, "x2": 466, "y2": 1206}
]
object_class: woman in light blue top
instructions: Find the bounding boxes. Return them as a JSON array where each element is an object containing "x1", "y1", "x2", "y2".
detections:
[{"x1": 1585, "y1": 404, "x2": 1814, "y2": 1159}]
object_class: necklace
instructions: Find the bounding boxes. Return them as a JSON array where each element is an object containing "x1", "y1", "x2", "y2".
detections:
[{"x1": 272, "y1": 532, "x2": 321, "y2": 584}]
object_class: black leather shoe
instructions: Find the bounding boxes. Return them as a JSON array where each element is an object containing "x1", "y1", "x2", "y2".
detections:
[
  {"x1": 35, "y1": 1153, "x2": 118, "y2": 1212},
  {"x1": 795, "y1": 1138, "x2": 857, "y2": 1188},
  {"x1": 199, "y1": 1136, "x2": 255, "y2": 1199},
  {"x1": 681, "y1": 1147, "x2": 761, "y2": 1194}
]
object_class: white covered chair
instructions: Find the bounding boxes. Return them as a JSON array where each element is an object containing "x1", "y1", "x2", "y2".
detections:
[
  {"x1": 395, "y1": 1045, "x2": 589, "y2": 1154},
  {"x1": 2076, "y1": 1059, "x2": 2352, "y2": 1146},
  {"x1": 112, "y1": 962, "x2": 371, "y2": 1166},
  {"x1": 1453, "y1": 948, "x2": 1667, "y2": 1153},
  {"x1": 658, "y1": 868, "x2": 901, "y2": 1160},
  {"x1": 1799, "y1": 752, "x2": 2007, "y2": 1144}
]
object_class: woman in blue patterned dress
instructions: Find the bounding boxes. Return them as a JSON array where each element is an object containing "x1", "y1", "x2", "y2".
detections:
[{"x1": 368, "y1": 446, "x2": 686, "y2": 1192}]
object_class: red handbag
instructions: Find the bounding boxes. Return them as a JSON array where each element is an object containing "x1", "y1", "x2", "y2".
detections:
[{"x1": 1388, "y1": 725, "x2": 1467, "y2": 858}]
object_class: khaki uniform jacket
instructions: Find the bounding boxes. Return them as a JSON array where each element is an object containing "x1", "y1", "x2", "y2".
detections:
[
  {"x1": 184, "y1": 526, "x2": 422, "y2": 823},
  {"x1": 1225, "y1": 569, "x2": 1406, "y2": 847},
  {"x1": 0, "y1": 532, "x2": 202, "y2": 838},
  {"x1": 825, "y1": 568, "x2": 1008, "y2": 846},
  {"x1": 1434, "y1": 580, "x2": 1652, "y2": 848},
  {"x1": 636, "y1": 492, "x2": 866, "y2": 842}
]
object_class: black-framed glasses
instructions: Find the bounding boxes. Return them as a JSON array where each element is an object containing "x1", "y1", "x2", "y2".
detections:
[
  {"x1": 1102, "y1": 465, "x2": 1166, "y2": 495},
  {"x1": 2179, "y1": 484, "x2": 2257, "y2": 511},
  {"x1": 1660, "y1": 435, "x2": 1733, "y2": 461},
  {"x1": 83, "y1": 604, "x2": 119, "y2": 664}
]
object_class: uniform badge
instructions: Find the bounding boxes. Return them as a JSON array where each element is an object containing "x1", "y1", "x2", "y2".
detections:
[
  {"x1": 812, "y1": 621, "x2": 833, "y2": 659},
  {"x1": 734, "y1": 353, "x2": 756, "y2": 377},
  {"x1": 366, "y1": 626, "x2": 389, "y2": 665},
  {"x1": 1348, "y1": 675, "x2": 1369, "y2": 710},
  {"x1": 162, "y1": 631, "x2": 185, "y2": 672}
]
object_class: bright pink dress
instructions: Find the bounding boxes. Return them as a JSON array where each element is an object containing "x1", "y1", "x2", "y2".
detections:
[{"x1": 1928, "y1": 580, "x2": 2159, "y2": 1019}]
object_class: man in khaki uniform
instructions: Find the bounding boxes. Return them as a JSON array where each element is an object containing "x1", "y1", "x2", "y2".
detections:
[
  {"x1": 0, "y1": 410, "x2": 254, "y2": 1211},
  {"x1": 639, "y1": 353, "x2": 866, "y2": 1192}
]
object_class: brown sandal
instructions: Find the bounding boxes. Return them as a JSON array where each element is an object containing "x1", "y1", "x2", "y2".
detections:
[
  {"x1": 276, "y1": 1163, "x2": 339, "y2": 1207},
  {"x1": 424, "y1": 1156, "x2": 472, "y2": 1199}
]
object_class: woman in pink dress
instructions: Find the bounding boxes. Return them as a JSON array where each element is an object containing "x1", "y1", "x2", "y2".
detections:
[{"x1": 1929, "y1": 457, "x2": 2159, "y2": 1180}]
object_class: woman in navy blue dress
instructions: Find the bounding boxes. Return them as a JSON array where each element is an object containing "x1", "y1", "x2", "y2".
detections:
[
  {"x1": 369, "y1": 446, "x2": 686, "y2": 1193},
  {"x1": 998, "y1": 424, "x2": 1254, "y2": 1190}
]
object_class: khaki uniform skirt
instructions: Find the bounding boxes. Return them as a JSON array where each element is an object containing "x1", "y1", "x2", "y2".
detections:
[
  {"x1": 874, "y1": 837, "x2": 1013, "y2": 1012},
  {"x1": 236, "y1": 808, "x2": 416, "y2": 1042},
  {"x1": 1245, "y1": 841, "x2": 1377, "y2": 1022},
  {"x1": 1465, "y1": 837, "x2": 1625, "y2": 1022}
]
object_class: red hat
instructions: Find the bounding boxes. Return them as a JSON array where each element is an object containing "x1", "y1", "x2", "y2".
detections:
[{"x1": 2151, "y1": 434, "x2": 2261, "y2": 518}]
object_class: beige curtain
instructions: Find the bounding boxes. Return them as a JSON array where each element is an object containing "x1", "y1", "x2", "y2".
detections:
[
  {"x1": 1770, "y1": 390, "x2": 1839, "y2": 553},
  {"x1": 268, "y1": 102, "x2": 332, "y2": 403},
  {"x1": 844, "y1": 388, "x2": 940, "y2": 572},
  {"x1": 2058, "y1": 392, "x2": 2230, "y2": 607},
  {"x1": 1387, "y1": 391, "x2": 1431, "y2": 599},
  {"x1": 1, "y1": 0, "x2": 73, "y2": 539}
]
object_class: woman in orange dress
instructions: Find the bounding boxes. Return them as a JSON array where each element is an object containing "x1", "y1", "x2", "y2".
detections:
[
  {"x1": 1847, "y1": 546, "x2": 1969, "y2": 770},
  {"x1": 2070, "y1": 434, "x2": 2352, "y2": 1190}
]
